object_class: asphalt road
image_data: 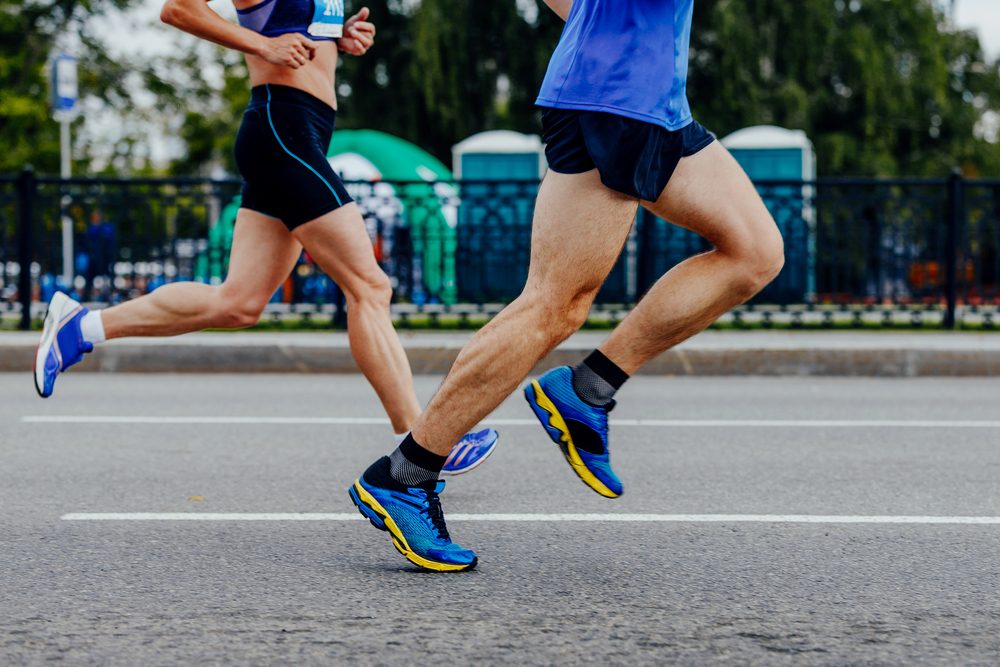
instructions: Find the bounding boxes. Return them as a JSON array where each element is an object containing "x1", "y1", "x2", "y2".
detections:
[{"x1": 3, "y1": 373, "x2": 1000, "y2": 665}]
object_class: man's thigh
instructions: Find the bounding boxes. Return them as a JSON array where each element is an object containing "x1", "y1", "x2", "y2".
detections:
[
  {"x1": 641, "y1": 141, "x2": 778, "y2": 252},
  {"x1": 526, "y1": 169, "x2": 639, "y2": 297}
]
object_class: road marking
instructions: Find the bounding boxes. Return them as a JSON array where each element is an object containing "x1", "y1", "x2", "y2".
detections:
[
  {"x1": 24, "y1": 416, "x2": 1000, "y2": 428},
  {"x1": 60, "y1": 513, "x2": 1000, "y2": 525},
  {"x1": 25, "y1": 416, "x2": 395, "y2": 425}
]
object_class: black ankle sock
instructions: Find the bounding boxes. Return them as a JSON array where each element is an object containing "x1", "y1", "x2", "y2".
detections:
[
  {"x1": 572, "y1": 350, "x2": 630, "y2": 407},
  {"x1": 388, "y1": 433, "x2": 447, "y2": 486}
]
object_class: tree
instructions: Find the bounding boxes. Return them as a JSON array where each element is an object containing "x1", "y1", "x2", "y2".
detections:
[
  {"x1": 144, "y1": 42, "x2": 250, "y2": 177},
  {"x1": 344, "y1": 0, "x2": 999, "y2": 175},
  {"x1": 7, "y1": 0, "x2": 996, "y2": 178},
  {"x1": 330, "y1": 1, "x2": 423, "y2": 150},
  {"x1": 0, "y1": 0, "x2": 148, "y2": 174},
  {"x1": 688, "y1": 0, "x2": 1000, "y2": 176},
  {"x1": 336, "y1": 0, "x2": 562, "y2": 162}
]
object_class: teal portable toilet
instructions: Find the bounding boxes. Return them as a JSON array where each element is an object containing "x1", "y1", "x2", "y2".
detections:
[
  {"x1": 452, "y1": 130, "x2": 545, "y2": 181},
  {"x1": 722, "y1": 125, "x2": 815, "y2": 181},
  {"x1": 453, "y1": 131, "x2": 545, "y2": 301},
  {"x1": 722, "y1": 126, "x2": 816, "y2": 302}
]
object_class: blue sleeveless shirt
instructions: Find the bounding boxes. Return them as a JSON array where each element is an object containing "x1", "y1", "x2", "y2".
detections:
[
  {"x1": 236, "y1": 0, "x2": 344, "y2": 41},
  {"x1": 536, "y1": 0, "x2": 694, "y2": 130}
]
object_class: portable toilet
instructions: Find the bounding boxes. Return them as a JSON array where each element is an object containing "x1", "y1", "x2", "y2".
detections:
[
  {"x1": 722, "y1": 125, "x2": 816, "y2": 302},
  {"x1": 452, "y1": 131, "x2": 546, "y2": 181},
  {"x1": 722, "y1": 126, "x2": 815, "y2": 181},
  {"x1": 452, "y1": 131, "x2": 545, "y2": 302}
]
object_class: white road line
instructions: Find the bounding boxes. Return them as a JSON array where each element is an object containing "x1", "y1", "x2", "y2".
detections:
[
  {"x1": 23, "y1": 416, "x2": 1000, "y2": 428},
  {"x1": 60, "y1": 513, "x2": 1000, "y2": 525},
  {"x1": 24, "y1": 416, "x2": 394, "y2": 425}
]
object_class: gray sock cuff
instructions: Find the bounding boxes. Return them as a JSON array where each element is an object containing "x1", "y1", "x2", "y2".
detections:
[
  {"x1": 571, "y1": 362, "x2": 619, "y2": 407},
  {"x1": 388, "y1": 447, "x2": 440, "y2": 486}
]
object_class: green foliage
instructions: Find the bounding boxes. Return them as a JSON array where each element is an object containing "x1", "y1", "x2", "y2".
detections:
[
  {"x1": 688, "y1": 0, "x2": 1000, "y2": 176},
  {"x1": 0, "y1": 0, "x2": 142, "y2": 173},
  {"x1": 2, "y1": 0, "x2": 997, "y2": 177},
  {"x1": 148, "y1": 44, "x2": 249, "y2": 176},
  {"x1": 334, "y1": 0, "x2": 562, "y2": 161}
]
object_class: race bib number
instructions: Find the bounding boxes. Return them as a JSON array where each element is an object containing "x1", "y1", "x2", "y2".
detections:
[{"x1": 309, "y1": 0, "x2": 344, "y2": 38}]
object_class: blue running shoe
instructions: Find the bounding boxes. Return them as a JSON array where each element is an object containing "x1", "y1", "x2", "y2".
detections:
[
  {"x1": 34, "y1": 292, "x2": 93, "y2": 399},
  {"x1": 524, "y1": 366, "x2": 623, "y2": 498},
  {"x1": 442, "y1": 428, "x2": 499, "y2": 475},
  {"x1": 349, "y1": 457, "x2": 477, "y2": 572}
]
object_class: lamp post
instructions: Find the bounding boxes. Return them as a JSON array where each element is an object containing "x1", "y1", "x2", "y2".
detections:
[{"x1": 51, "y1": 52, "x2": 78, "y2": 287}]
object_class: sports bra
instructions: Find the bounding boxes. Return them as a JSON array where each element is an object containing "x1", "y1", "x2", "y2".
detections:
[{"x1": 236, "y1": 0, "x2": 343, "y2": 41}]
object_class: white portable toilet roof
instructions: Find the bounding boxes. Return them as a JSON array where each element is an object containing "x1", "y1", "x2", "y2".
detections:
[
  {"x1": 453, "y1": 130, "x2": 543, "y2": 155},
  {"x1": 721, "y1": 125, "x2": 813, "y2": 150},
  {"x1": 452, "y1": 130, "x2": 546, "y2": 179}
]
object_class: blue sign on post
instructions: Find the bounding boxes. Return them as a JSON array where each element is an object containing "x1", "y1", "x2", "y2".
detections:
[{"x1": 51, "y1": 53, "x2": 78, "y2": 119}]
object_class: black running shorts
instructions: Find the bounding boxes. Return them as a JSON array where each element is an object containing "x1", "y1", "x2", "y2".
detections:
[
  {"x1": 540, "y1": 107, "x2": 716, "y2": 202},
  {"x1": 235, "y1": 84, "x2": 353, "y2": 230}
]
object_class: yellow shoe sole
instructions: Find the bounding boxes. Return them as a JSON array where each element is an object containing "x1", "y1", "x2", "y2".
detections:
[
  {"x1": 527, "y1": 380, "x2": 620, "y2": 499},
  {"x1": 351, "y1": 480, "x2": 477, "y2": 572}
]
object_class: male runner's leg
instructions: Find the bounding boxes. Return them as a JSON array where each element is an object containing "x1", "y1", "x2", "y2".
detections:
[
  {"x1": 372, "y1": 143, "x2": 781, "y2": 498},
  {"x1": 598, "y1": 142, "x2": 783, "y2": 373},
  {"x1": 409, "y1": 169, "x2": 639, "y2": 454},
  {"x1": 348, "y1": 168, "x2": 637, "y2": 571},
  {"x1": 524, "y1": 141, "x2": 783, "y2": 496}
]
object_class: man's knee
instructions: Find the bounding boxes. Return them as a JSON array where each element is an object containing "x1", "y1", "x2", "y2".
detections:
[
  {"x1": 520, "y1": 285, "x2": 595, "y2": 343},
  {"x1": 729, "y1": 220, "x2": 785, "y2": 297}
]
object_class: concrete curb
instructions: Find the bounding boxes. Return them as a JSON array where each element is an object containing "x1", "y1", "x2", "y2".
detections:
[{"x1": 4, "y1": 331, "x2": 1000, "y2": 376}]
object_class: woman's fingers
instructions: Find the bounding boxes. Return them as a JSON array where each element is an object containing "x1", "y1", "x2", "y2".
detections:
[
  {"x1": 296, "y1": 34, "x2": 318, "y2": 58},
  {"x1": 348, "y1": 30, "x2": 373, "y2": 50},
  {"x1": 352, "y1": 21, "x2": 375, "y2": 36}
]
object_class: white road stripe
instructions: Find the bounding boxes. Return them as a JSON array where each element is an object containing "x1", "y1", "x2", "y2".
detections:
[
  {"x1": 24, "y1": 416, "x2": 394, "y2": 425},
  {"x1": 60, "y1": 513, "x2": 1000, "y2": 525},
  {"x1": 24, "y1": 416, "x2": 1000, "y2": 428}
]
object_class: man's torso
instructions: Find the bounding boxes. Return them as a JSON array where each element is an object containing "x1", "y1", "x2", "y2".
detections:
[{"x1": 537, "y1": 0, "x2": 695, "y2": 130}]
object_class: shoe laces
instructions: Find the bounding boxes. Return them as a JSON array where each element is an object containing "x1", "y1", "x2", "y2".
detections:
[{"x1": 415, "y1": 484, "x2": 450, "y2": 540}]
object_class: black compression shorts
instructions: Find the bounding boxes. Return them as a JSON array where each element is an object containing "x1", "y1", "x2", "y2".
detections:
[{"x1": 235, "y1": 84, "x2": 352, "y2": 230}]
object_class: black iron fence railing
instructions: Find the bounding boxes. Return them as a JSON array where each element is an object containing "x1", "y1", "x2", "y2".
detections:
[{"x1": 3, "y1": 168, "x2": 999, "y2": 330}]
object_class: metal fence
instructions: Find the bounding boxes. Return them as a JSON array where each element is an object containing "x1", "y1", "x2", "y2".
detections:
[{"x1": 3, "y1": 168, "x2": 1000, "y2": 329}]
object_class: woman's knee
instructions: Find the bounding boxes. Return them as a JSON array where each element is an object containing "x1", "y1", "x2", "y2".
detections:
[
  {"x1": 343, "y1": 270, "x2": 393, "y2": 309},
  {"x1": 213, "y1": 287, "x2": 270, "y2": 329}
]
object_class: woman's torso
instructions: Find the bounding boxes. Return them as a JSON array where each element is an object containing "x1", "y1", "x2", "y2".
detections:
[{"x1": 233, "y1": 0, "x2": 340, "y2": 108}]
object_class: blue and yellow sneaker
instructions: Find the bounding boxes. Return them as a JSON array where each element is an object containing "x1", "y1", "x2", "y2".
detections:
[
  {"x1": 524, "y1": 366, "x2": 623, "y2": 498},
  {"x1": 442, "y1": 428, "x2": 499, "y2": 475},
  {"x1": 349, "y1": 457, "x2": 477, "y2": 572},
  {"x1": 34, "y1": 292, "x2": 93, "y2": 399}
]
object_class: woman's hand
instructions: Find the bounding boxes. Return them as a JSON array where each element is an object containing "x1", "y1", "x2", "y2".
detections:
[
  {"x1": 338, "y1": 7, "x2": 376, "y2": 56},
  {"x1": 259, "y1": 33, "x2": 319, "y2": 68}
]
